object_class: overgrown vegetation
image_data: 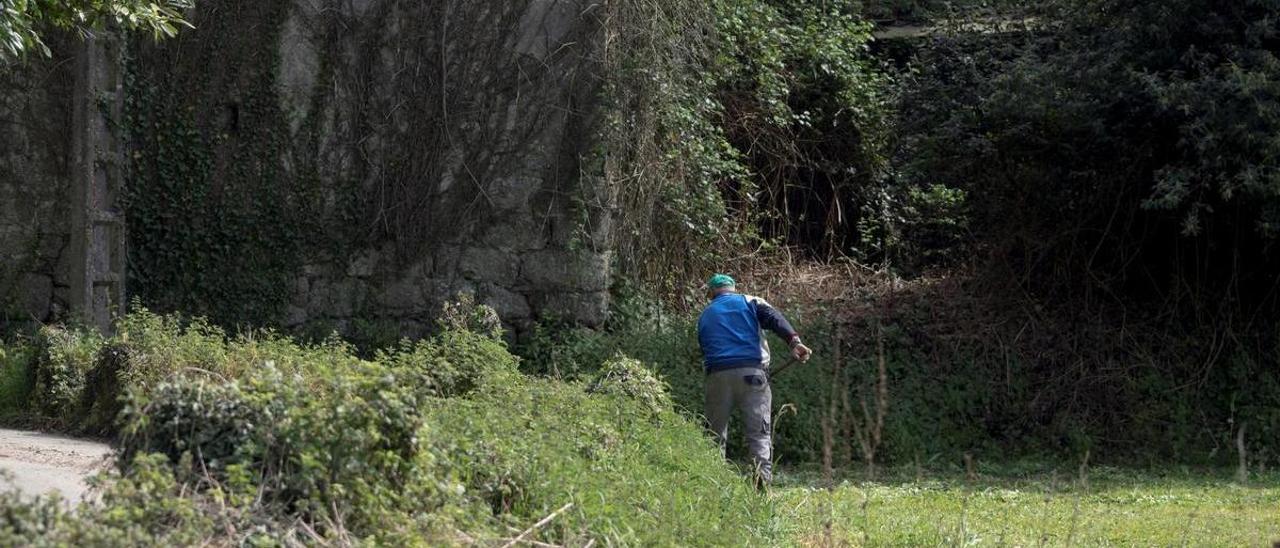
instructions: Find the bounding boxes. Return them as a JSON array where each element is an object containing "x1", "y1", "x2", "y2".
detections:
[
  {"x1": 121, "y1": 0, "x2": 302, "y2": 327},
  {"x1": 0, "y1": 0, "x2": 191, "y2": 60},
  {"x1": 886, "y1": 0, "x2": 1280, "y2": 465},
  {"x1": 3, "y1": 0, "x2": 1280, "y2": 542},
  {"x1": 516, "y1": 280, "x2": 1280, "y2": 470},
  {"x1": 0, "y1": 343, "x2": 34, "y2": 416},
  {"x1": 899, "y1": 0, "x2": 1280, "y2": 307},
  {"x1": 587, "y1": 0, "x2": 1280, "y2": 474},
  {"x1": 1, "y1": 308, "x2": 1276, "y2": 545},
  {"x1": 0, "y1": 305, "x2": 772, "y2": 545},
  {"x1": 601, "y1": 0, "x2": 894, "y2": 300}
]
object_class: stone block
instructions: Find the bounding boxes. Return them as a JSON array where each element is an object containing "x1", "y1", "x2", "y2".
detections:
[
  {"x1": 478, "y1": 282, "x2": 531, "y2": 320},
  {"x1": 521, "y1": 249, "x2": 610, "y2": 292},
  {"x1": 284, "y1": 305, "x2": 308, "y2": 327},
  {"x1": 33, "y1": 233, "x2": 66, "y2": 272},
  {"x1": 277, "y1": 15, "x2": 318, "y2": 132},
  {"x1": 347, "y1": 250, "x2": 378, "y2": 278},
  {"x1": 398, "y1": 320, "x2": 429, "y2": 340},
  {"x1": 376, "y1": 278, "x2": 428, "y2": 314},
  {"x1": 432, "y1": 245, "x2": 463, "y2": 277},
  {"x1": 402, "y1": 257, "x2": 433, "y2": 282},
  {"x1": 482, "y1": 217, "x2": 549, "y2": 251},
  {"x1": 488, "y1": 175, "x2": 542, "y2": 211},
  {"x1": 302, "y1": 263, "x2": 329, "y2": 277},
  {"x1": 289, "y1": 276, "x2": 310, "y2": 307},
  {"x1": 459, "y1": 247, "x2": 520, "y2": 283},
  {"x1": 533, "y1": 290, "x2": 609, "y2": 327},
  {"x1": 22, "y1": 274, "x2": 52, "y2": 321},
  {"x1": 307, "y1": 279, "x2": 356, "y2": 318}
]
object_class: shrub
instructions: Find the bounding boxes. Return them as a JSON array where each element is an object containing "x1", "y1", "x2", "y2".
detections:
[
  {"x1": 25, "y1": 308, "x2": 372, "y2": 434},
  {"x1": 586, "y1": 354, "x2": 674, "y2": 416},
  {"x1": 0, "y1": 343, "x2": 34, "y2": 417},
  {"x1": 76, "y1": 343, "x2": 130, "y2": 435},
  {"x1": 0, "y1": 454, "x2": 216, "y2": 547},
  {"x1": 29, "y1": 325, "x2": 103, "y2": 422},
  {"x1": 3, "y1": 303, "x2": 784, "y2": 544},
  {"x1": 118, "y1": 353, "x2": 457, "y2": 540},
  {"x1": 110, "y1": 308, "x2": 229, "y2": 388}
]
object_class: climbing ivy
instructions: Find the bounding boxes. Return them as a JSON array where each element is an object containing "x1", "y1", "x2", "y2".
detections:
[{"x1": 121, "y1": 0, "x2": 301, "y2": 327}]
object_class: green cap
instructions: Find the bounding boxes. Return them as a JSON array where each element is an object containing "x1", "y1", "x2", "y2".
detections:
[{"x1": 707, "y1": 274, "x2": 736, "y2": 290}]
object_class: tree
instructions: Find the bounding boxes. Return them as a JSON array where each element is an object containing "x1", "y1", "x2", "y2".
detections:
[
  {"x1": 898, "y1": 0, "x2": 1280, "y2": 310},
  {"x1": 1, "y1": 0, "x2": 191, "y2": 59}
]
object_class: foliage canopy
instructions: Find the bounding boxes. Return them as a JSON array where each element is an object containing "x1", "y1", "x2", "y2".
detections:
[{"x1": 0, "y1": 0, "x2": 191, "y2": 59}]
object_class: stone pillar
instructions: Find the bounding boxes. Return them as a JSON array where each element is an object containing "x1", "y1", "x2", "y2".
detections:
[{"x1": 67, "y1": 34, "x2": 126, "y2": 332}]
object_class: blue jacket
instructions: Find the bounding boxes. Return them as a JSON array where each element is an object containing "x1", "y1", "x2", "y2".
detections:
[{"x1": 697, "y1": 292, "x2": 799, "y2": 372}]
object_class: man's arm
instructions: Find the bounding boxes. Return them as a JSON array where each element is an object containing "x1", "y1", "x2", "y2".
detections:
[
  {"x1": 752, "y1": 298, "x2": 799, "y2": 342},
  {"x1": 750, "y1": 297, "x2": 813, "y2": 361}
]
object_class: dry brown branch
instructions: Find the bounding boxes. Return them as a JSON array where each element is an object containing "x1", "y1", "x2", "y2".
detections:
[
  {"x1": 850, "y1": 331, "x2": 888, "y2": 479},
  {"x1": 500, "y1": 502, "x2": 574, "y2": 548}
]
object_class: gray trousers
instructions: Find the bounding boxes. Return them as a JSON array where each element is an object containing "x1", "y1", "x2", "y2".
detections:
[{"x1": 705, "y1": 368, "x2": 772, "y2": 483}]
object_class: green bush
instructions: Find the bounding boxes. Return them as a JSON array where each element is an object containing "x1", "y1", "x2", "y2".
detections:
[
  {"x1": 376, "y1": 329, "x2": 519, "y2": 399},
  {"x1": 118, "y1": 361, "x2": 457, "y2": 541},
  {"x1": 586, "y1": 354, "x2": 674, "y2": 417},
  {"x1": 2, "y1": 304, "x2": 776, "y2": 545},
  {"x1": 25, "y1": 307, "x2": 375, "y2": 434},
  {"x1": 109, "y1": 309, "x2": 230, "y2": 389},
  {"x1": 30, "y1": 325, "x2": 104, "y2": 422},
  {"x1": 0, "y1": 343, "x2": 34, "y2": 417},
  {"x1": 0, "y1": 454, "x2": 217, "y2": 547}
]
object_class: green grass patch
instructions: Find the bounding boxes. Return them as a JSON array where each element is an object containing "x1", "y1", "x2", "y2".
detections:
[
  {"x1": 0, "y1": 343, "x2": 35, "y2": 416},
  {"x1": 429, "y1": 363, "x2": 774, "y2": 545},
  {"x1": 774, "y1": 465, "x2": 1280, "y2": 546}
]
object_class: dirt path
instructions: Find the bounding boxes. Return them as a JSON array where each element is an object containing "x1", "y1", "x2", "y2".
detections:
[{"x1": 0, "y1": 429, "x2": 112, "y2": 505}]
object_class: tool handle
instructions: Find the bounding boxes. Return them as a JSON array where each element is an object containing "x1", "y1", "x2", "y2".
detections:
[{"x1": 768, "y1": 358, "x2": 800, "y2": 379}]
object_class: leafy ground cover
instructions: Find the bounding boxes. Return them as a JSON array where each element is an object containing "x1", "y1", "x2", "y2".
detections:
[
  {"x1": 2, "y1": 302, "x2": 1276, "y2": 546},
  {"x1": 0, "y1": 305, "x2": 772, "y2": 546},
  {"x1": 774, "y1": 465, "x2": 1280, "y2": 546}
]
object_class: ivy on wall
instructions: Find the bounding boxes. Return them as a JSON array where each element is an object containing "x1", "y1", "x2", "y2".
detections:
[
  {"x1": 121, "y1": 0, "x2": 301, "y2": 327},
  {"x1": 119, "y1": 0, "x2": 609, "y2": 330}
]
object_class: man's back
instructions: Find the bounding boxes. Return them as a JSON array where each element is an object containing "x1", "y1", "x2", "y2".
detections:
[{"x1": 698, "y1": 293, "x2": 787, "y2": 372}]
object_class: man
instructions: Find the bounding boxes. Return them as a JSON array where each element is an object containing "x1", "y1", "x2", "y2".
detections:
[{"x1": 697, "y1": 273, "x2": 812, "y2": 486}]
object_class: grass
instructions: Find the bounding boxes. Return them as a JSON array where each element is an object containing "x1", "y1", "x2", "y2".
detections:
[
  {"x1": 773, "y1": 464, "x2": 1280, "y2": 546},
  {"x1": 5, "y1": 307, "x2": 1278, "y2": 546},
  {"x1": 0, "y1": 344, "x2": 34, "y2": 416}
]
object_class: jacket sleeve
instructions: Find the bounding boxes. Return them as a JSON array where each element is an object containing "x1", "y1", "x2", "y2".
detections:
[{"x1": 749, "y1": 296, "x2": 800, "y2": 343}]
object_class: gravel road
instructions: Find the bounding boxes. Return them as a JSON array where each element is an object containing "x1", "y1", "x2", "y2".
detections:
[{"x1": 0, "y1": 428, "x2": 112, "y2": 505}]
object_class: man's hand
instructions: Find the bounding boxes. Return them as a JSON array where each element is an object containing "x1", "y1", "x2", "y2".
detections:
[{"x1": 790, "y1": 341, "x2": 812, "y2": 362}]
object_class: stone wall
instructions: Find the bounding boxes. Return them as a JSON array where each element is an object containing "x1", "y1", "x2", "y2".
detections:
[
  {"x1": 0, "y1": 46, "x2": 76, "y2": 329},
  {"x1": 272, "y1": 0, "x2": 613, "y2": 336},
  {"x1": 1, "y1": 0, "x2": 614, "y2": 336}
]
